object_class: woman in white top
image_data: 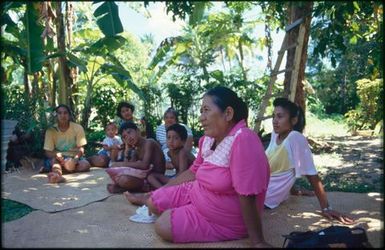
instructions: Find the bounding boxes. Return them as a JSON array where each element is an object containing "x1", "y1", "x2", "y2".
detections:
[
  {"x1": 264, "y1": 97, "x2": 355, "y2": 224},
  {"x1": 156, "y1": 108, "x2": 193, "y2": 165}
]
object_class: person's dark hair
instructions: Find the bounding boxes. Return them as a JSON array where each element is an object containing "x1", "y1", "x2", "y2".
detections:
[
  {"x1": 116, "y1": 102, "x2": 135, "y2": 119},
  {"x1": 273, "y1": 97, "x2": 306, "y2": 133},
  {"x1": 119, "y1": 121, "x2": 138, "y2": 135},
  {"x1": 204, "y1": 86, "x2": 248, "y2": 124},
  {"x1": 164, "y1": 107, "x2": 179, "y2": 123},
  {"x1": 54, "y1": 104, "x2": 74, "y2": 121},
  {"x1": 166, "y1": 123, "x2": 188, "y2": 141}
]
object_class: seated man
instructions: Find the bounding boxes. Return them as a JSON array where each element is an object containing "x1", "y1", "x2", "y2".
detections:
[
  {"x1": 41, "y1": 104, "x2": 91, "y2": 183},
  {"x1": 106, "y1": 121, "x2": 165, "y2": 193}
]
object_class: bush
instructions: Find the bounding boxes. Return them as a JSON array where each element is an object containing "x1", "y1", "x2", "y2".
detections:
[
  {"x1": 89, "y1": 83, "x2": 125, "y2": 130},
  {"x1": 2, "y1": 84, "x2": 52, "y2": 157},
  {"x1": 84, "y1": 130, "x2": 106, "y2": 157},
  {"x1": 345, "y1": 78, "x2": 383, "y2": 131}
]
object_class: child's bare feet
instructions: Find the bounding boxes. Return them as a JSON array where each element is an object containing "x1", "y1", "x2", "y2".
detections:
[
  {"x1": 48, "y1": 172, "x2": 65, "y2": 183},
  {"x1": 123, "y1": 191, "x2": 150, "y2": 206},
  {"x1": 107, "y1": 183, "x2": 127, "y2": 194}
]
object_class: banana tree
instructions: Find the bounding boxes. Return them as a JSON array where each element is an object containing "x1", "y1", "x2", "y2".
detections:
[
  {"x1": 70, "y1": 34, "x2": 145, "y2": 129},
  {"x1": 148, "y1": 25, "x2": 215, "y2": 86},
  {"x1": 67, "y1": 1, "x2": 145, "y2": 129}
]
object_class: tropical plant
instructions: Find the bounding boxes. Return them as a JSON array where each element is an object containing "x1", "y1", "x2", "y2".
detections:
[{"x1": 345, "y1": 78, "x2": 383, "y2": 131}]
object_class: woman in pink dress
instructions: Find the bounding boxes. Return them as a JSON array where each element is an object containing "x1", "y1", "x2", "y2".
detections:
[{"x1": 125, "y1": 86, "x2": 271, "y2": 247}]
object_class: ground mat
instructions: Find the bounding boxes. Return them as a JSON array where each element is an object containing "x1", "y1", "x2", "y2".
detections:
[
  {"x1": 2, "y1": 167, "x2": 112, "y2": 212},
  {"x1": 2, "y1": 191, "x2": 382, "y2": 248}
]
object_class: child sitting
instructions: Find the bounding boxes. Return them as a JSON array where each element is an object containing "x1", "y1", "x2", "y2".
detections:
[
  {"x1": 98, "y1": 122, "x2": 123, "y2": 163},
  {"x1": 106, "y1": 121, "x2": 165, "y2": 193},
  {"x1": 146, "y1": 123, "x2": 196, "y2": 189}
]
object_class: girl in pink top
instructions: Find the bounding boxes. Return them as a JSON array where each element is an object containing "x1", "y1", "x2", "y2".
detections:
[{"x1": 124, "y1": 87, "x2": 271, "y2": 247}]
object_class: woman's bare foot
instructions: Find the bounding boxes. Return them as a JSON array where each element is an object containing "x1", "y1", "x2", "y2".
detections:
[
  {"x1": 123, "y1": 191, "x2": 150, "y2": 206},
  {"x1": 48, "y1": 172, "x2": 65, "y2": 183},
  {"x1": 107, "y1": 183, "x2": 127, "y2": 194}
]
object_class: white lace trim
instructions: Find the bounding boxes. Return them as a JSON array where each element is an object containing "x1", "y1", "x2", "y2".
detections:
[{"x1": 201, "y1": 129, "x2": 243, "y2": 167}]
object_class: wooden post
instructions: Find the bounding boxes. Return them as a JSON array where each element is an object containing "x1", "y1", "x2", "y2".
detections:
[{"x1": 289, "y1": 24, "x2": 306, "y2": 102}]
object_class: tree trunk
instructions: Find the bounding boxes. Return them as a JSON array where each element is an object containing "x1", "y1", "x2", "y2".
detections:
[
  {"x1": 283, "y1": 2, "x2": 313, "y2": 112},
  {"x1": 1, "y1": 66, "x2": 6, "y2": 84},
  {"x1": 55, "y1": 1, "x2": 73, "y2": 110},
  {"x1": 202, "y1": 65, "x2": 210, "y2": 83},
  {"x1": 32, "y1": 72, "x2": 39, "y2": 98},
  {"x1": 81, "y1": 80, "x2": 93, "y2": 130},
  {"x1": 238, "y1": 39, "x2": 247, "y2": 81},
  {"x1": 52, "y1": 62, "x2": 58, "y2": 107},
  {"x1": 23, "y1": 60, "x2": 31, "y2": 100},
  {"x1": 220, "y1": 47, "x2": 226, "y2": 72},
  {"x1": 265, "y1": 22, "x2": 273, "y2": 73},
  {"x1": 65, "y1": 2, "x2": 78, "y2": 116}
]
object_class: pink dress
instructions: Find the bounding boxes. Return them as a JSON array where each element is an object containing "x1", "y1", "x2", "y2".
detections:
[{"x1": 150, "y1": 120, "x2": 270, "y2": 243}]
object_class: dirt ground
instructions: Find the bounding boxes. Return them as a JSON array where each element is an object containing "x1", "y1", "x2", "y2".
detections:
[{"x1": 311, "y1": 135, "x2": 383, "y2": 192}]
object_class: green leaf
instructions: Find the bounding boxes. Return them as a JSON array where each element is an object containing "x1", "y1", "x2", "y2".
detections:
[
  {"x1": 148, "y1": 37, "x2": 180, "y2": 69},
  {"x1": 174, "y1": 42, "x2": 188, "y2": 54},
  {"x1": 67, "y1": 52, "x2": 88, "y2": 72},
  {"x1": 25, "y1": 2, "x2": 44, "y2": 74},
  {"x1": 1, "y1": 2, "x2": 23, "y2": 15},
  {"x1": 73, "y1": 28, "x2": 101, "y2": 42},
  {"x1": 189, "y1": 2, "x2": 206, "y2": 27},
  {"x1": 93, "y1": 1, "x2": 123, "y2": 37},
  {"x1": 349, "y1": 35, "x2": 358, "y2": 45},
  {"x1": 353, "y1": 1, "x2": 360, "y2": 12},
  {"x1": 210, "y1": 70, "x2": 224, "y2": 82},
  {"x1": 101, "y1": 63, "x2": 146, "y2": 101},
  {"x1": 351, "y1": 22, "x2": 359, "y2": 32},
  {"x1": 1, "y1": 40, "x2": 27, "y2": 58},
  {"x1": 88, "y1": 35, "x2": 126, "y2": 53},
  {"x1": 2, "y1": 14, "x2": 19, "y2": 38}
]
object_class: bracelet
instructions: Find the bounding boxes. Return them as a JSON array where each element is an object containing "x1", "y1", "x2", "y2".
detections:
[{"x1": 322, "y1": 206, "x2": 333, "y2": 212}]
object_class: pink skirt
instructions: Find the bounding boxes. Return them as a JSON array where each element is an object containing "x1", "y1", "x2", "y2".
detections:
[{"x1": 151, "y1": 181, "x2": 248, "y2": 243}]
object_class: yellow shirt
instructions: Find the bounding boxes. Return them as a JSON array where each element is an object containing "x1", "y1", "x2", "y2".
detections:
[
  {"x1": 265, "y1": 142, "x2": 291, "y2": 175},
  {"x1": 43, "y1": 122, "x2": 87, "y2": 157}
]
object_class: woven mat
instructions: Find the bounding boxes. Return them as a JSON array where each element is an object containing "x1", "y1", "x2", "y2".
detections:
[
  {"x1": 2, "y1": 192, "x2": 383, "y2": 248},
  {"x1": 2, "y1": 167, "x2": 112, "y2": 212}
]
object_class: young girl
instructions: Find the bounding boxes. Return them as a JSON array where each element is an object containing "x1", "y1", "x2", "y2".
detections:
[
  {"x1": 106, "y1": 122, "x2": 165, "y2": 193},
  {"x1": 264, "y1": 97, "x2": 355, "y2": 224},
  {"x1": 146, "y1": 123, "x2": 196, "y2": 189},
  {"x1": 98, "y1": 122, "x2": 123, "y2": 162}
]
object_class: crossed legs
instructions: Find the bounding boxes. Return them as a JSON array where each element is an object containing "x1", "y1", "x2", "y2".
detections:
[{"x1": 48, "y1": 158, "x2": 90, "y2": 183}]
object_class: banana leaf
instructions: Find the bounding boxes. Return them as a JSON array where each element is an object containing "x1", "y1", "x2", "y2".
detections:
[
  {"x1": 66, "y1": 52, "x2": 88, "y2": 73},
  {"x1": 101, "y1": 63, "x2": 146, "y2": 101},
  {"x1": 189, "y1": 2, "x2": 206, "y2": 27},
  {"x1": 88, "y1": 35, "x2": 126, "y2": 54},
  {"x1": 25, "y1": 2, "x2": 44, "y2": 74},
  {"x1": 93, "y1": 1, "x2": 123, "y2": 37}
]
